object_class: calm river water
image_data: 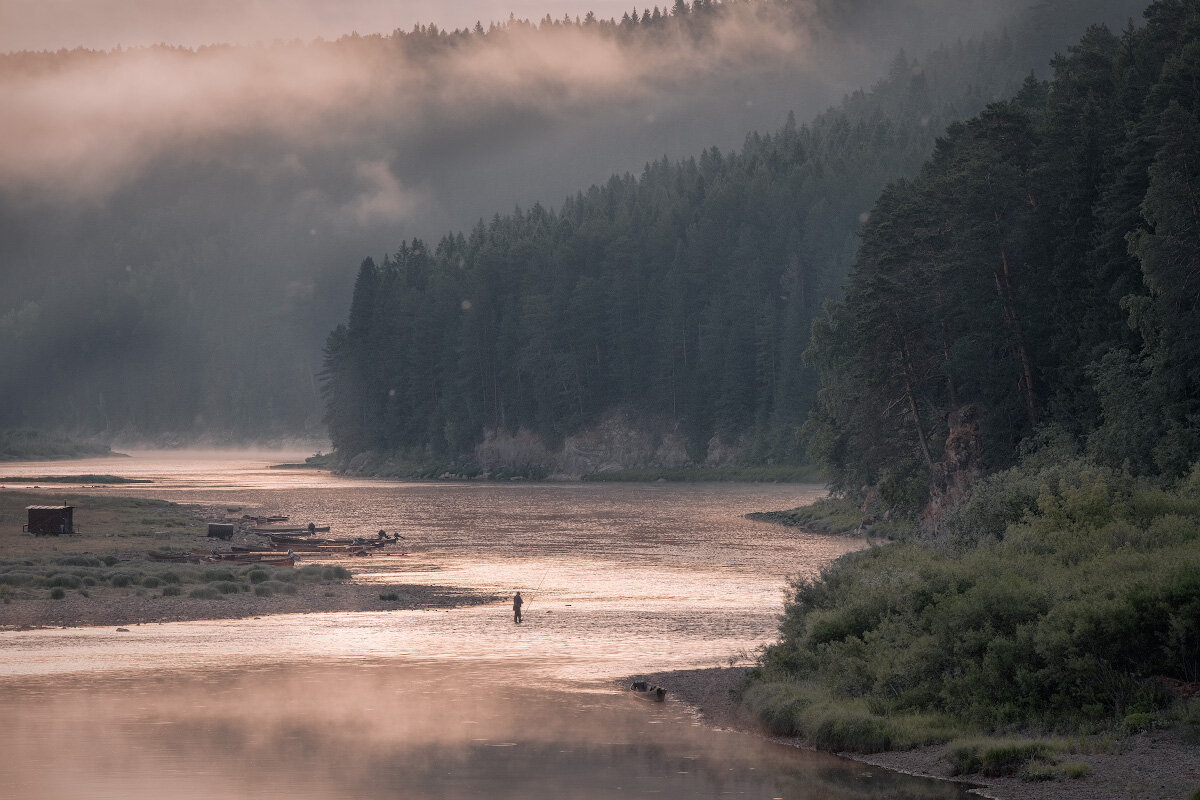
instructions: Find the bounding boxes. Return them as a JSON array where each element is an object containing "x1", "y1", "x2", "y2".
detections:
[{"x1": 0, "y1": 452, "x2": 971, "y2": 799}]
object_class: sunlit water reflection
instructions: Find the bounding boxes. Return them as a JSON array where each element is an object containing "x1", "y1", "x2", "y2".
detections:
[{"x1": 0, "y1": 452, "x2": 971, "y2": 798}]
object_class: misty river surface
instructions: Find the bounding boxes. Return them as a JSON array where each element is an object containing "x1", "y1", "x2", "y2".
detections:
[{"x1": 0, "y1": 452, "x2": 971, "y2": 799}]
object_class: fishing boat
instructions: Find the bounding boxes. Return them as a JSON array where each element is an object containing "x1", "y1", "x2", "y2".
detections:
[
  {"x1": 262, "y1": 532, "x2": 398, "y2": 547},
  {"x1": 147, "y1": 550, "x2": 201, "y2": 563},
  {"x1": 201, "y1": 551, "x2": 298, "y2": 567},
  {"x1": 248, "y1": 524, "x2": 331, "y2": 534},
  {"x1": 630, "y1": 681, "x2": 666, "y2": 702},
  {"x1": 269, "y1": 540, "x2": 386, "y2": 554}
]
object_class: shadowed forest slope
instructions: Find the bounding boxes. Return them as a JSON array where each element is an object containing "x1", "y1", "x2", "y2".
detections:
[{"x1": 0, "y1": 0, "x2": 1139, "y2": 443}]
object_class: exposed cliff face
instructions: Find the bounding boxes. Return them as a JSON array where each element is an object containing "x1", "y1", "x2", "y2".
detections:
[
  {"x1": 335, "y1": 409, "x2": 750, "y2": 478},
  {"x1": 921, "y1": 404, "x2": 984, "y2": 530},
  {"x1": 475, "y1": 410, "x2": 745, "y2": 479}
]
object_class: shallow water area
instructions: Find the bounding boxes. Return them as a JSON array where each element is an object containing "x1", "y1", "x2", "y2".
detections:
[
  {"x1": 1, "y1": 452, "x2": 972, "y2": 798},
  {"x1": 0, "y1": 662, "x2": 972, "y2": 800}
]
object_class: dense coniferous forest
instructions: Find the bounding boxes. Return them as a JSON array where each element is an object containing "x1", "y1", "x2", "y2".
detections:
[
  {"x1": 0, "y1": 0, "x2": 1138, "y2": 444},
  {"x1": 804, "y1": 0, "x2": 1200, "y2": 511},
  {"x1": 321, "y1": 1, "x2": 1146, "y2": 472},
  {"x1": 743, "y1": 0, "x2": 1200, "y2": 756}
]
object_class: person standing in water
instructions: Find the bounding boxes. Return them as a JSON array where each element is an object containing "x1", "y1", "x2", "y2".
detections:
[{"x1": 513, "y1": 591, "x2": 523, "y2": 624}]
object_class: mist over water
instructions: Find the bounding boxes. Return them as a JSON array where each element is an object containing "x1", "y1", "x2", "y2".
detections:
[
  {"x1": 0, "y1": 453, "x2": 975, "y2": 799},
  {"x1": 0, "y1": 664, "x2": 973, "y2": 799},
  {"x1": 0, "y1": 0, "x2": 1145, "y2": 439}
]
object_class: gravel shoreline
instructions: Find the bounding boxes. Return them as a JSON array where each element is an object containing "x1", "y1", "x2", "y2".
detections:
[
  {"x1": 631, "y1": 667, "x2": 1200, "y2": 800},
  {"x1": 0, "y1": 579, "x2": 499, "y2": 630}
]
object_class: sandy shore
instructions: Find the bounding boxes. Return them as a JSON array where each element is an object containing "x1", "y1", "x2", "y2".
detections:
[
  {"x1": 633, "y1": 667, "x2": 1200, "y2": 800},
  {"x1": 0, "y1": 491, "x2": 500, "y2": 630},
  {"x1": 0, "y1": 578, "x2": 498, "y2": 630}
]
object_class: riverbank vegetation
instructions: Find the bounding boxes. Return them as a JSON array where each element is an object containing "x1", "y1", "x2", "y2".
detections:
[
  {"x1": 743, "y1": 0, "x2": 1200, "y2": 780},
  {"x1": 0, "y1": 429, "x2": 121, "y2": 462},
  {"x1": 583, "y1": 465, "x2": 822, "y2": 483},
  {"x1": 0, "y1": 490, "x2": 496, "y2": 627},
  {"x1": 746, "y1": 455, "x2": 1200, "y2": 745},
  {"x1": 0, "y1": 557, "x2": 349, "y2": 604}
]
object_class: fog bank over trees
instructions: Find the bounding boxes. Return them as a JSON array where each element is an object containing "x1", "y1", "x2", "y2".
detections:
[{"x1": 0, "y1": 0, "x2": 1141, "y2": 442}]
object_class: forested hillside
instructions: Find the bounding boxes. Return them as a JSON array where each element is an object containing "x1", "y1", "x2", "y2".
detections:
[
  {"x1": 744, "y1": 0, "x2": 1200, "y2": 759},
  {"x1": 321, "y1": 0, "x2": 1143, "y2": 473},
  {"x1": 805, "y1": 0, "x2": 1200, "y2": 515},
  {"x1": 0, "y1": 0, "x2": 1138, "y2": 444}
]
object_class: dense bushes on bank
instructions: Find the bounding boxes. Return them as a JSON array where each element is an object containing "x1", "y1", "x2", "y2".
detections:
[{"x1": 744, "y1": 456, "x2": 1200, "y2": 746}]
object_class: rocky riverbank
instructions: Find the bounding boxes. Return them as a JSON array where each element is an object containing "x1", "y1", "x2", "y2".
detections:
[
  {"x1": 0, "y1": 489, "x2": 497, "y2": 630},
  {"x1": 634, "y1": 667, "x2": 1200, "y2": 800}
]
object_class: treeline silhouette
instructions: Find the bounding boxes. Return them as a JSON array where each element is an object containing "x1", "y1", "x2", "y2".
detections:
[
  {"x1": 805, "y1": 0, "x2": 1200, "y2": 511},
  {"x1": 0, "y1": 0, "x2": 1141, "y2": 443},
  {"x1": 322, "y1": 18, "x2": 1078, "y2": 468}
]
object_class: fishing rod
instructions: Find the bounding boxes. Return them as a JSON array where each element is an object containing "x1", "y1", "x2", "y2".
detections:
[{"x1": 522, "y1": 567, "x2": 552, "y2": 611}]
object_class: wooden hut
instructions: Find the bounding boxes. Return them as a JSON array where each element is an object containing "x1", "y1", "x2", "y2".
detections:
[{"x1": 24, "y1": 505, "x2": 75, "y2": 535}]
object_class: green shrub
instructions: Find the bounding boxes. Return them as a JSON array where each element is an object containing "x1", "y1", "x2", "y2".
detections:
[
  {"x1": 379, "y1": 592, "x2": 399, "y2": 601},
  {"x1": 49, "y1": 587, "x2": 65, "y2": 599},
  {"x1": 1062, "y1": 761, "x2": 1091, "y2": 779},
  {"x1": 82, "y1": 576, "x2": 97, "y2": 586},
  {"x1": 253, "y1": 585, "x2": 273, "y2": 597},
  {"x1": 213, "y1": 581, "x2": 243, "y2": 594},
  {"x1": 1024, "y1": 761, "x2": 1057, "y2": 781},
  {"x1": 140, "y1": 576, "x2": 161, "y2": 588},
  {"x1": 47, "y1": 574, "x2": 82, "y2": 589},
  {"x1": 260, "y1": 580, "x2": 295, "y2": 595},
  {"x1": 0, "y1": 570, "x2": 39, "y2": 587},
  {"x1": 102, "y1": 556, "x2": 119, "y2": 566},
  {"x1": 247, "y1": 569, "x2": 269, "y2": 584},
  {"x1": 159, "y1": 570, "x2": 182, "y2": 584},
  {"x1": 109, "y1": 573, "x2": 134, "y2": 588},
  {"x1": 161, "y1": 585, "x2": 182, "y2": 597},
  {"x1": 813, "y1": 714, "x2": 893, "y2": 752},
  {"x1": 56, "y1": 556, "x2": 101, "y2": 567},
  {"x1": 188, "y1": 586, "x2": 219, "y2": 599},
  {"x1": 947, "y1": 745, "x2": 982, "y2": 776},
  {"x1": 978, "y1": 742, "x2": 1052, "y2": 777},
  {"x1": 202, "y1": 569, "x2": 236, "y2": 583},
  {"x1": 1121, "y1": 712, "x2": 1155, "y2": 734},
  {"x1": 297, "y1": 564, "x2": 350, "y2": 582},
  {"x1": 740, "y1": 681, "x2": 809, "y2": 736},
  {"x1": 949, "y1": 741, "x2": 1054, "y2": 777}
]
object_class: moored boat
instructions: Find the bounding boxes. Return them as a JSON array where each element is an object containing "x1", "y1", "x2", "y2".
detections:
[
  {"x1": 147, "y1": 550, "x2": 200, "y2": 563},
  {"x1": 248, "y1": 525, "x2": 331, "y2": 534},
  {"x1": 201, "y1": 551, "x2": 298, "y2": 566}
]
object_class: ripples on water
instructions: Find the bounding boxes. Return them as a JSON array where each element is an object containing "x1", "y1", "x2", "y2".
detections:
[{"x1": 0, "y1": 452, "x2": 972, "y2": 799}]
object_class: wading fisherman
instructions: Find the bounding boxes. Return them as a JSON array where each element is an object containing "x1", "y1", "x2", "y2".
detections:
[{"x1": 513, "y1": 591, "x2": 523, "y2": 624}]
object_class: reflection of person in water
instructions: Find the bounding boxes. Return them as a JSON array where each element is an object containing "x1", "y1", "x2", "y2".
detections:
[{"x1": 513, "y1": 591, "x2": 523, "y2": 624}]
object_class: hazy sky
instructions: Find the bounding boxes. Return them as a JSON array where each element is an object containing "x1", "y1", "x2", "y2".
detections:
[{"x1": 1, "y1": 0, "x2": 645, "y2": 52}]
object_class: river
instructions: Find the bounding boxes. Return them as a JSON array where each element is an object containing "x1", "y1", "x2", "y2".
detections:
[{"x1": 0, "y1": 451, "x2": 971, "y2": 799}]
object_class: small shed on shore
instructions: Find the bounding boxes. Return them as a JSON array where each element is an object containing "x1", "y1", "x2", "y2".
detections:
[{"x1": 24, "y1": 505, "x2": 75, "y2": 535}]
